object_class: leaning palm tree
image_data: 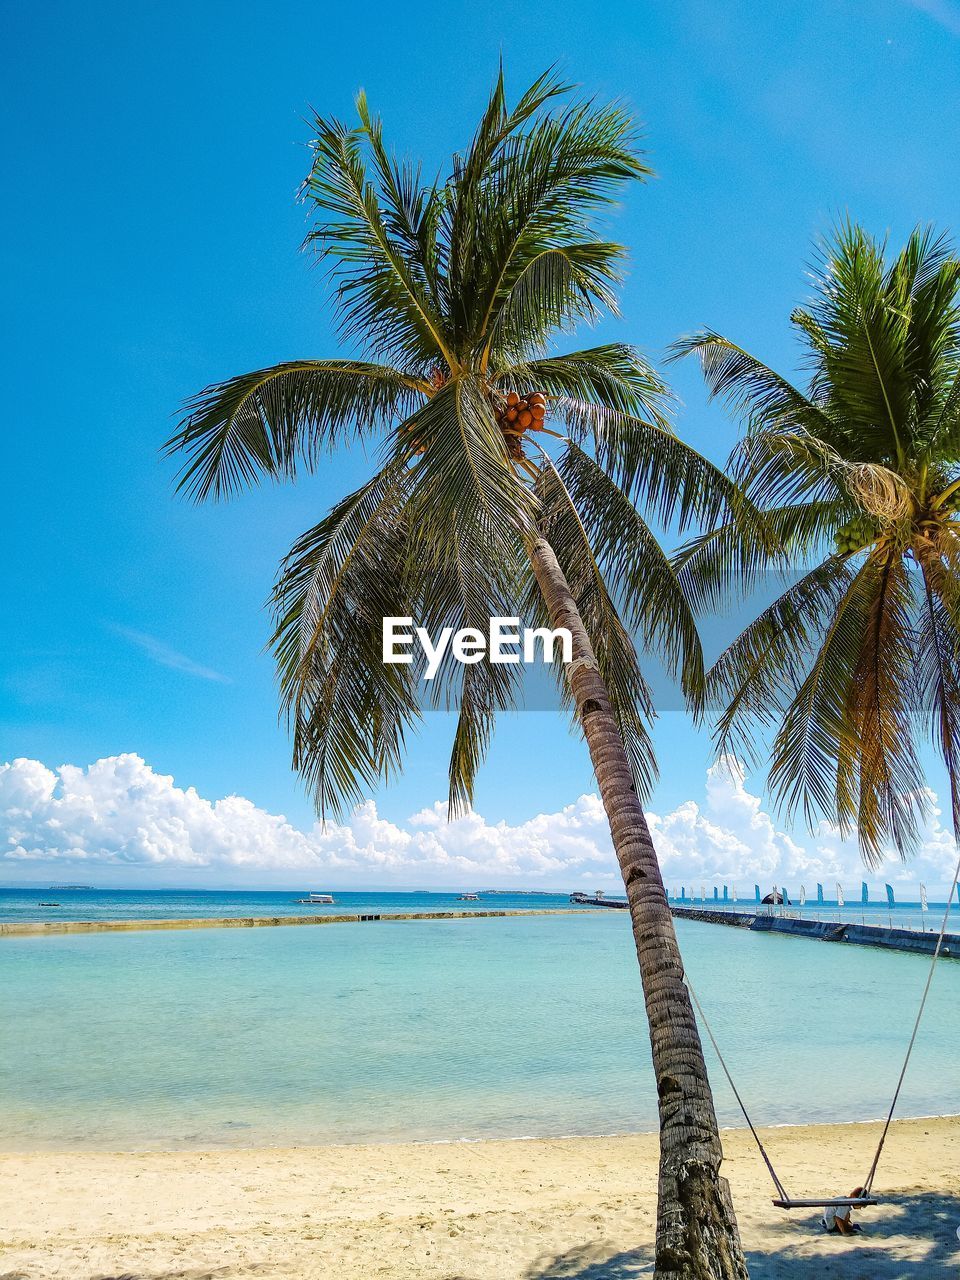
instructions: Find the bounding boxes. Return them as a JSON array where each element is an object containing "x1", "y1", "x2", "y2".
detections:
[
  {"x1": 167, "y1": 71, "x2": 749, "y2": 1278},
  {"x1": 675, "y1": 223, "x2": 960, "y2": 866}
]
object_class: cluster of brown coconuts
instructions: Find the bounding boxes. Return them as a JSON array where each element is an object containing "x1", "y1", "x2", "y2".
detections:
[
  {"x1": 403, "y1": 385, "x2": 548, "y2": 461},
  {"x1": 496, "y1": 390, "x2": 547, "y2": 459}
]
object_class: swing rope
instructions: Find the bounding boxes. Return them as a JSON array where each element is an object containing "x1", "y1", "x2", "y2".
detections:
[
  {"x1": 684, "y1": 843, "x2": 960, "y2": 1210},
  {"x1": 685, "y1": 976, "x2": 790, "y2": 1203},
  {"x1": 861, "y1": 844, "x2": 960, "y2": 1196}
]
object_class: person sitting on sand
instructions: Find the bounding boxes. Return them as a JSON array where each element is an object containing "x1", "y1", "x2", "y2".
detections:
[{"x1": 822, "y1": 1188, "x2": 865, "y2": 1235}]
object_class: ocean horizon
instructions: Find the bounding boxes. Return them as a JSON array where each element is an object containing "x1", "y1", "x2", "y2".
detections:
[{"x1": 1, "y1": 885, "x2": 954, "y2": 929}]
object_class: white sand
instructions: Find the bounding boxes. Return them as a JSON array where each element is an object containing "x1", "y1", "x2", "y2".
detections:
[{"x1": 1, "y1": 1116, "x2": 957, "y2": 1278}]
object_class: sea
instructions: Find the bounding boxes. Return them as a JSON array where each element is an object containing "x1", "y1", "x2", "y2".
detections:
[{"x1": 0, "y1": 888, "x2": 957, "y2": 1152}]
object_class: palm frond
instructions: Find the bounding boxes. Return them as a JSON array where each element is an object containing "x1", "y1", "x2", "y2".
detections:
[
  {"x1": 842, "y1": 552, "x2": 925, "y2": 862},
  {"x1": 533, "y1": 453, "x2": 656, "y2": 801},
  {"x1": 551, "y1": 442, "x2": 704, "y2": 697},
  {"x1": 354, "y1": 90, "x2": 447, "y2": 306},
  {"x1": 761, "y1": 552, "x2": 921, "y2": 861},
  {"x1": 670, "y1": 331, "x2": 835, "y2": 441},
  {"x1": 271, "y1": 466, "x2": 420, "y2": 820},
  {"x1": 483, "y1": 241, "x2": 627, "y2": 364},
  {"x1": 917, "y1": 555, "x2": 960, "y2": 837},
  {"x1": 416, "y1": 522, "x2": 527, "y2": 816},
  {"x1": 400, "y1": 374, "x2": 537, "y2": 559},
  {"x1": 397, "y1": 376, "x2": 534, "y2": 813},
  {"x1": 500, "y1": 343, "x2": 667, "y2": 418},
  {"x1": 169, "y1": 360, "x2": 418, "y2": 501},
  {"x1": 673, "y1": 497, "x2": 850, "y2": 615},
  {"x1": 462, "y1": 95, "x2": 648, "y2": 360},
  {"x1": 706, "y1": 556, "x2": 859, "y2": 764},
  {"x1": 302, "y1": 113, "x2": 454, "y2": 368}
]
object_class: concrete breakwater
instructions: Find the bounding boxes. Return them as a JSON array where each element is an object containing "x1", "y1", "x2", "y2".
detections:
[
  {"x1": 671, "y1": 906, "x2": 960, "y2": 957},
  {"x1": 0, "y1": 908, "x2": 598, "y2": 939}
]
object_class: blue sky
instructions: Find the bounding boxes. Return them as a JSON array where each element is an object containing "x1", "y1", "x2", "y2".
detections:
[{"x1": 3, "y1": 0, "x2": 960, "y2": 886}]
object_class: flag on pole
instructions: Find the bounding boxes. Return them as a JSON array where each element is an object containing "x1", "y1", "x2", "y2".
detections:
[
  {"x1": 680, "y1": 886, "x2": 686, "y2": 902},
  {"x1": 861, "y1": 881, "x2": 869, "y2": 905},
  {"x1": 781, "y1": 885, "x2": 789, "y2": 905},
  {"x1": 713, "y1": 886, "x2": 719, "y2": 901},
  {"x1": 886, "y1": 884, "x2": 895, "y2": 908},
  {"x1": 920, "y1": 883, "x2": 928, "y2": 910},
  {"x1": 755, "y1": 884, "x2": 761, "y2": 903},
  {"x1": 723, "y1": 885, "x2": 729, "y2": 902},
  {"x1": 817, "y1": 883, "x2": 824, "y2": 904},
  {"x1": 700, "y1": 883, "x2": 706, "y2": 904},
  {"x1": 799, "y1": 884, "x2": 806, "y2": 907},
  {"x1": 837, "y1": 882, "x2": 845, "y2": 907},
  {"x1": 732, "y1": 885, "x2": 738, "y2": 903}
]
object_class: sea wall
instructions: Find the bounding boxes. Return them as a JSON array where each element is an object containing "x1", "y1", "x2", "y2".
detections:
[
  {"x1": 671, "y1": 906, "x2": 959, "y2": 957},
  {"x1": 0, "y1": 908, "x2": 598, "y2": 939}
]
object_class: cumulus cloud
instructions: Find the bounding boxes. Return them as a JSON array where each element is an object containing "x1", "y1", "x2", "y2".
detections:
[
  {"x1": 0, "y1": 753, "x2": 957, "y2": 892},
  {"x1": 648, "y1": 758, "x2": 957, "y2": 896}
]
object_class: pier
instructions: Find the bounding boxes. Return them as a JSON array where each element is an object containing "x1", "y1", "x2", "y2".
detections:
[{"x1": 670, "y1": 906, "x2": 960, "y2": 957}]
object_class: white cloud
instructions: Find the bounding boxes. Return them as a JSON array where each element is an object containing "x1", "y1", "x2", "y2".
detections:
[
  {"x1": 648, "y1": 758, "x2": 958, "y2": 896},
  {"x1": 0, "y1": 753, "x2": 957, "y2": 893}
]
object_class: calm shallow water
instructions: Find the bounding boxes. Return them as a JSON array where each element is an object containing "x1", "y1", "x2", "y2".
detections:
[{"x1": 1, "y1": 912, "x2": 957, "y2": 1151}]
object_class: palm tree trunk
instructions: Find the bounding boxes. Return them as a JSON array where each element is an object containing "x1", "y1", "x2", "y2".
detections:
[{"x1": 529, "y1": 534, "x2": 749, "y2": 1280}]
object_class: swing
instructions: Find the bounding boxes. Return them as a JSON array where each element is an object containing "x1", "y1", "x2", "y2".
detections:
[{"x1": 685, "y1": 848, "x2": 960, "y2": 1212}]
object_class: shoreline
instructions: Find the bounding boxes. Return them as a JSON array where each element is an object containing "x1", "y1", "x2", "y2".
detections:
[
  {"x1": 3, "y1": 1111, "x2": 959, "y2": 1157},
  {"x1": 2, "y1": 1115, "x2": 957, "y2": 1278}
]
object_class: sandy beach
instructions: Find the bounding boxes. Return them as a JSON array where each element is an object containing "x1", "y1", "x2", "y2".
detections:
[{"x1": 1, "y1": 1116, "x2": 957, "y2": 1278}]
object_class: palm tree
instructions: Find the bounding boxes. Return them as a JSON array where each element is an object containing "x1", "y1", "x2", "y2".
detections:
[
  {"x1": 167, "y1": 71, "x2": 749, "y2": 1279},
  {"x1": 674, "y1": 222, "x2": 960, "y2": 866}
]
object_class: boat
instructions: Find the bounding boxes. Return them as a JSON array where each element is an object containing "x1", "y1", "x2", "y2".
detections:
[
  {"x1": 297, "y1": 892, "x2": 335, "y2": 904},
  {"x1": 38, "y1": 902, "x2": 61, "y2": 907},
  {"x1": 457, "y1": 892, "x2": 480, "y2": 901}
]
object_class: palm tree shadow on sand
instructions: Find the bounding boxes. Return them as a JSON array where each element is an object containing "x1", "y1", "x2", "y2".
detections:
[{"x1": 519, "y1": 1192, "x2": 960, "y2": 1280}]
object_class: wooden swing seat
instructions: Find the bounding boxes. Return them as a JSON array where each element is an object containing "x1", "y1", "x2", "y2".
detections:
[{"x1": 772, "y1": 1196, "x2": 879, "y2": 1210}]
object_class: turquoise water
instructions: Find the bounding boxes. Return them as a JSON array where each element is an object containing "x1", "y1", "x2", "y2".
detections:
[{"x1": 1, "y1": 912, "x2": 957, "y2": 1151}]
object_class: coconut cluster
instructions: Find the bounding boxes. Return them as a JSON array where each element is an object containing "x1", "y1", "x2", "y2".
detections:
[
  {"x1": 404, "y1": 385, "x2": 548, "y2": 461},
  {"x1": 834, "y1": 515, "x2": 877, "y2": 555},
  {"x1": 497, "y1": 390, "x2": 546, "y2": 435},
  {"x1": 495, "y1": 390, "x2": 546, "y2": 459}
]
